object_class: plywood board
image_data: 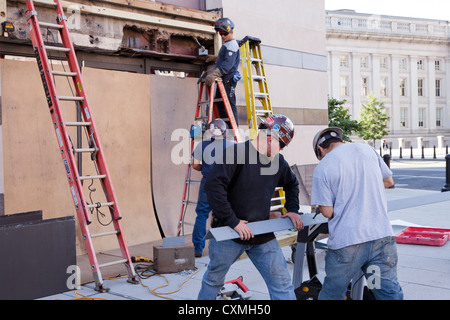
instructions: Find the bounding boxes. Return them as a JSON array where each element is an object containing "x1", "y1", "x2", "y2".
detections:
[
  {"x1": 149, "y1": 75, "x2": 202, "y2": 237},
  {"x1": 1, "y1": 59, "x2": 75, "y2": 221},
  {"x1": 1, "y1": 59, "x2": 161, "y2": 255},
  {"x1": 82, "y1": 67, "x2": 161, "y2": 251}
]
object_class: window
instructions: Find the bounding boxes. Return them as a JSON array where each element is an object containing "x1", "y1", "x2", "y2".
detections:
[
  {"x1": 380, "y1": 77, "x2": 388, "y2": 96},
  {"x1": 418, "y1": 79, "x2": 424, "y2": 96},
  {"x1": 399, "y1": 58, "x2": 407, "y2": 70},
  {"x1": 436, "y1": 108, "x2": 442, "y2": 127},
  {"x1": 400, "y1": 78, "x2": 406, "y2": 96},
  {"x1": 361, "y1": 77, "x2": 368, "y2": 96},
  {"x1": 436, "y1": 79, "x2": 441, "y2": 97},
  {"x1": 435, "y1": 60, "x2": 441, "y2": 71},
  {"x1": 340, "y1": 55, "x2": 348, "y2": 67},
  {"x1": 417, "y1": 59, "x2": 424, "y2": 70},
  {"x1": 418, "y1": 109, "x2": 425, "y2": 127},
  {"x1": 340, "y1": 76, "x2": 349, "y2": 96},
  {"x1": 400, "y1": 108, "x2": 407, "y2": 127},
  {"x1": 360, "y1": 56, "x2": 368, "y2": 69},
  {"x1": 380, "y1": 57, "x2": 388, "y2": 69}
]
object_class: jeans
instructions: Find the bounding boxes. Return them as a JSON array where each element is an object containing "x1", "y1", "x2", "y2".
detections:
[
  {"x1": 198, "y1": 238, "x2": 296, "y2": 300},
  {"x1": 192, "y1": 180, "x2": 210, "y2": 253},
  {"x1": 319, "y1": 236, "x2": 403, "y2": 300}
]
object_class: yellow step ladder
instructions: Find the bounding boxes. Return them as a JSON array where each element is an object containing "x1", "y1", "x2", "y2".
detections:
[{"x1": 239, "y1": 36, "x2": 286, "y2": 213}]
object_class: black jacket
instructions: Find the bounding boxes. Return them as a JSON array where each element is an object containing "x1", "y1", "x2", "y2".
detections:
[{"x1": 204, "y1": 140, "x2": 300, "y2": 244}]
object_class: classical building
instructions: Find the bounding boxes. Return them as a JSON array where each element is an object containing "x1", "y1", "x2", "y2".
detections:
[{"x1": 326, "y1": 9, "x2": 450, "y2": 152}]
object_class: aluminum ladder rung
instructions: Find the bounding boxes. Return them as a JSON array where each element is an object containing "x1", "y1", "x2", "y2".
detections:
[
  {"x1": 270, "y1": 204, "x2": 285, "y2": 211},
  {"x1": 252, "y1": 75, "x2": 265, "y2": 81},
  {"x1": 91, "y1": 230, "x2": 119, "y2": 238},
  {"x1": 74, "y1": 147, "x2": 96, "y2": 153},
  {"x1": 52, "y1": 70, "x2": 77, "y2": 77},
  {"x1": 254, "y1": 93, "x2": 269, "y2": 99},
  {"x1": 87, "y1": 201, "x2": 114, "y2": 209},
  {"x1": 39, "y1": 21, "x2": 63, "y2": 29},
  {"x1": 271, "y1": 196, "x2": 285, "y2": 202},
  {"x1": 251, "y1": 58, "x2": 262, "y2": 63},
  {"x1": 182, "y1": 200, "x2": 197, "y2": 205},
  {"x1": 45, "y1": 45, "x2": 70, "y2": 52},
  {"x1": 98, "y1": 259, "x2": 128, "y2": 269},
  {"x1": 59, "y1": 96, "x2": 84, "y2": 101},
  {"x1": 34, "y1": 0, "x2": 57, "y2": 6},
  {"x1": 186, "y1": 179, "x2": 201, "y2": 184},
  {"x1": 65, "y1": 121, "x2": 92, "y2": 126},
  {"x1": 80, "y1": 174, "x2": 107, "y2": 181},
  {"x1": 255, "y1": 109, "x2": 271, "y2": 115}
]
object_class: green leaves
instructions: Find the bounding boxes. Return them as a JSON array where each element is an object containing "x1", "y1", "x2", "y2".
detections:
[{"x1": 328, "y1": 95, "x2": 390, "y2": 145}]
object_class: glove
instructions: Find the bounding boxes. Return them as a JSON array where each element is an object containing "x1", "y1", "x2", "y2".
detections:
[
  {"x1": 233, "y1": 73, "x2": 241, "y2": 83},
  {"x1": 205, "y1": 68, "x2": 222, "y2": 86}
]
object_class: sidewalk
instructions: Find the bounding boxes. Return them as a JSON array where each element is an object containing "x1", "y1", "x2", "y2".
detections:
[{"x1": 39, "y1": 184, "x2": 450, "y2": 300}]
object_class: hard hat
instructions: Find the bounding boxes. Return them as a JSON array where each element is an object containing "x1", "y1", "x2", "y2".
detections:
[
  {"x1": 214, "y1": 18, "x2": 234, "y2": 34},
  {"x1": 258, "y1": 114, "x2": 295, "y2": 148},
  {"x1": 208, "y1": 118, "x2": 228, "y2": 136},
  {"x1": 312, "y1": 127, "x2": 343, "y2": 160}
]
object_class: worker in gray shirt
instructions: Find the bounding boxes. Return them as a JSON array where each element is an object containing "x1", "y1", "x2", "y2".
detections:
[{"x1": 310, "y1": 127, "x2": 403, "y2": 300}]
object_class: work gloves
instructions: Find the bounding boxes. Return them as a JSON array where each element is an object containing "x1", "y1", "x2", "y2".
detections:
[{"x1": 205, "y1": 68, "x2": 222, "y2": 86}]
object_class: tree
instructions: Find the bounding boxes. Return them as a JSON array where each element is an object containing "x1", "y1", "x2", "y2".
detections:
[
  {"x1": 328, "y1": 97, "x2": 360, "y2": 142},
  {"x1": 357, "y1": 94, "x2": 390, "y2": 146}
]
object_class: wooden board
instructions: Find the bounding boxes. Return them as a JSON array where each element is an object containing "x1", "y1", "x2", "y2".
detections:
[{"x1": 149, "y1": 75, "x2": 202, "y2": 237}]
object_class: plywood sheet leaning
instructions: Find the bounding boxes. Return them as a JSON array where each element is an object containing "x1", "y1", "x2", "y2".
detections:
[
  {"x1": 1, "y1": 59, "x2": 161, "y2": 255},
  {"x1": 1, "y1": 59, "x2": 76, "y2": 223},
  {"x1": 82, "y1": 67, "x2": 161, "y2": 251},
  {"x1": 149, "y1": 75, "x2": 201, "y2": 237}
]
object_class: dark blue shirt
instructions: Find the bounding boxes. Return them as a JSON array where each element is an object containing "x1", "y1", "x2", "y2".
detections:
[
  {"x1": 216, "y1": 39, "x2": 240, "y2": 82},
  {"x1": 192, "y1": 138, "x2": 235, "y2": 178}
]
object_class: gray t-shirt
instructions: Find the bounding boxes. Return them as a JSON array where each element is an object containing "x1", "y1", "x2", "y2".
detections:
[{"x1": 311, "y1": 143, "x2": 394, "y2": 250}]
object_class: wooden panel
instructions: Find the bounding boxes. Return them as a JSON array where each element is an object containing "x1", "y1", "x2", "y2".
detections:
[
  {"x1": 82, "y1": 67, "x2": 161, "y2": 250},
  {"x1": 1, "y1": 59, "x2": 75, "y2": 221},
  {"x1": 1, "y1": 60, "x2": 161, "y2": 255},
  {"x1": 150, "y1": 75, "x2": 202, "y2": 237}
]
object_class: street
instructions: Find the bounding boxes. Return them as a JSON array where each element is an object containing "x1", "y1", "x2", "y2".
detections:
[{"x1": 390, "y1": 160, "x2": 447, "y2": 192}]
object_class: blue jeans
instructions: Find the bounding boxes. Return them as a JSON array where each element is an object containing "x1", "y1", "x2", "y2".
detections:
[
  {"x1": 198, "y1": 238, "x2": 296, "y2": 300},
  {"x1": 192, "y1": 180, "x2": 210, "y2": 253},
  {"x1": 319, "y1": 236, "x2": 403, "y2": 300}
]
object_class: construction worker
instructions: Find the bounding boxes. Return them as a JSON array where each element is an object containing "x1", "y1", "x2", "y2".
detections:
[
  {"x1": 310, "y1": 127, "x2": 403, "y2": 300},
  {"x1": 205, "y1": 17, "x2": 241, "y2": 126},
  {"x1": 191, "y1": 119, "x2": 235, "y2": 257},
  {"x1": 197, "y1": 114, "x2": 304, "y2": 300}
]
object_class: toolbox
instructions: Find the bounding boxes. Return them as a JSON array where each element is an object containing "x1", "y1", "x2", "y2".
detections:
[
  {"x1": 395, "y1": 227, "x2": 450, "y2": 246},
  {"x1": 153, "y1": 244, "x2": 195, "y2": 274}
]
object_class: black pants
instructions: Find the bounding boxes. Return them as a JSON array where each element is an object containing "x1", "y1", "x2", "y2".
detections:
[{"x1": 215, "y1": 79, "x2": 238, "y2": 127}]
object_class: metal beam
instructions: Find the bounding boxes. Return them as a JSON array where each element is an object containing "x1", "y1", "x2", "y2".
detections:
[{"x1": 205, "y1": 213, "x2": 329, "y2": 242}]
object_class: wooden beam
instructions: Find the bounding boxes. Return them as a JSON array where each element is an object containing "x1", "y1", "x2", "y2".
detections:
[{"x1": 24, "y1": 0, "x2": 216, "y2": 33}]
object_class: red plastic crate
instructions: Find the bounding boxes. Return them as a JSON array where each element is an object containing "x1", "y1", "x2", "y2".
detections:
[{"x1": 395, "y1": 227, "x2": 450, "y2": 246}]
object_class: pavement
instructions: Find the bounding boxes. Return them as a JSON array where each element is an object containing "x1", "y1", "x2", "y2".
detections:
[{"x1": 38, "y1": 159, "x2": 450, "y2": 301}]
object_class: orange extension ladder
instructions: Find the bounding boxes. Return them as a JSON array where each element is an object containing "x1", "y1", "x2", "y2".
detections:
[
  {"x1": 25, "y1": 0, "x2": 137, "y2": 291},
  {"x1": 177, "y1": 75, "x2": 242, "y2": 236}
]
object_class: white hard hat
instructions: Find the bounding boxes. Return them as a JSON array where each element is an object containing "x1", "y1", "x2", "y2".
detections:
[{"x1": 312, "y1": 127, "x2": 343, "y2": 160}]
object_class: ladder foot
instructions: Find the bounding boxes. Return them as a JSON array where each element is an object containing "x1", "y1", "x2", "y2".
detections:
[
  {"x1": 94, "y1": 283, "x2": 110, "y2": 293},
  {"x1": 127, "y1": 276, "x2": 139, "y2": 285}
]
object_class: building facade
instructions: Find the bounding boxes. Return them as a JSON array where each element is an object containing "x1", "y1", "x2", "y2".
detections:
[{"x1": 326, "y1": 9, "x2": 450, "y2": 151}]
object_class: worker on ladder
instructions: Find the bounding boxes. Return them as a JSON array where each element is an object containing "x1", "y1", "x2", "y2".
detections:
[
  {"x1": 197, "y1": 114, "x2": 304, "y2": 300},
  {"x1": 191, "y1": 119, "x2": 235, "y2": 257},
  {"x1": 206, "y1": 18, "x2": 241, "y2": 127}
]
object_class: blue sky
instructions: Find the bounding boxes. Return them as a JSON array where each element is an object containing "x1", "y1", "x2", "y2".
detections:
[{"x1": 325, "y1": 0, "x2": 450, "y2": 21}]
